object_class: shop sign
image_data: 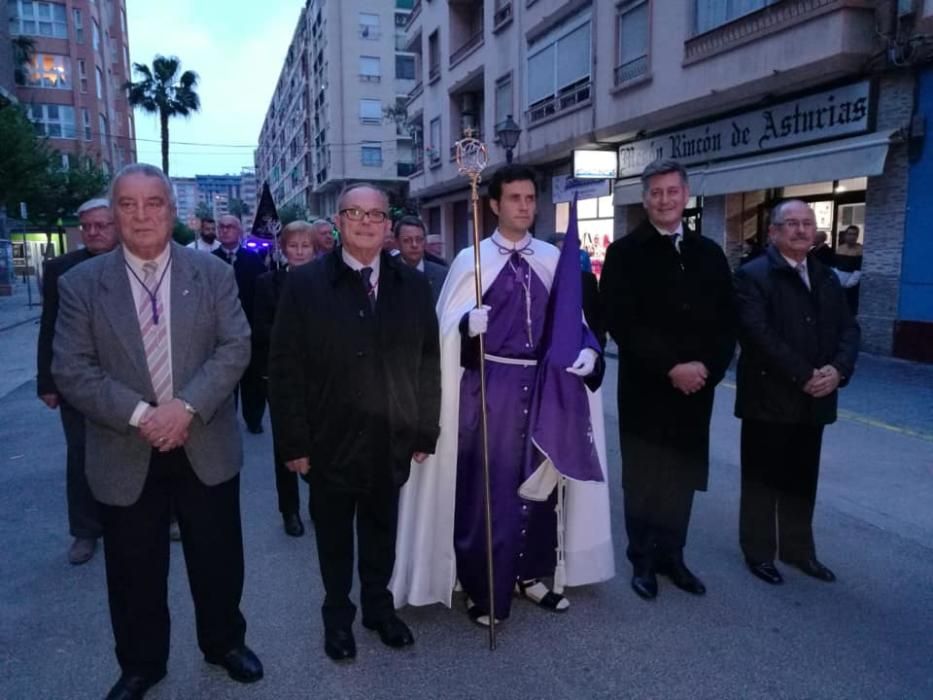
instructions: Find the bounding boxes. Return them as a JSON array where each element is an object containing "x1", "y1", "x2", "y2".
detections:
[
  {"x1": 573, "y1": 150, "x2": 618, "y2": 179},
  {"x1": 551, "y1": 175, "x2": 611, "y2": 204},
  {"x1": 617, "y1": 81, "x2": 871, "y2": 178}
]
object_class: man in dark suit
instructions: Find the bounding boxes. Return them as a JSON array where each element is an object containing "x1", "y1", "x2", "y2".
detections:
[
  {"x1": 268, "y1": 183, "x2": 441, "y2": 662},
  {"x1": 393, "y1": 215, "x2": 448, "y2": 303},
  {"x1": 601, "y1": 159, "x2": 735, "y2": 601},
  {"x1": 213, "y1": 214, "x2": 268, "y2": 433},
  {"x1": 735, "y1": 200, "x2": 859, "y2": 586},
  {"x1": 53, "y1": 164, "x2": 262, "y2": 700},
  {"x1": 37, "y1": 198, "x2": 118, "y2": 564}
]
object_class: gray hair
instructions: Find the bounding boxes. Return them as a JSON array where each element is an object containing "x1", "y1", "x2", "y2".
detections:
[
  {"x1": 641, "y1": 159, "x2": 688, "y2": 193},
  {"x1": 336, "y1": 182, "x2": 389, "y2": 212},
  {"x1": 76, "y1": 198, "x2": 110, "y2": 216},
  {"x1": 310, "y1": 218, "x2": 333, "y2": 232},
  {"x1": 770, "y1": 199, "x2": 811, "y2": 225},
  {"x1": 110, "y1": 163, "x2": 176, "y2": 210}
]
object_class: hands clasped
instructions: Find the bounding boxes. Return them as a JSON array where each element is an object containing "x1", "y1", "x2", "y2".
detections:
[
  {"x1": 803, "y1": 365, "x2": 840, "y2": 398},
  {"x1": 139, "y1": 399, "x2": 192, "y2": 452},
  {"x1": 668, "y1": 362, "x2": 709, "y2": 395},
  {"x1": 566, "y1": 348, "x2": 598, "y2": 377}
]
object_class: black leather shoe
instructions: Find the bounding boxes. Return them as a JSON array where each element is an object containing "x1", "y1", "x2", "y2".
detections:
[
  {"x1": 205, "y1": 645, "x2": 264, "y2": 683},
  {"x1": 781, "y1": 557, "x2": 836, "y2": 582},
  {"x1": 324, "y1": 628, "x2": 357, "y2": 661},
  {"x1": 631, "y1": 566, "x2": 658, "y2": 600},
  {"x1": 363, "y1": 614, "x2": 415, "y2": 648},
  {"x1": 746, "y1": 560, "x2": 784, "y2": 585},
  {"x1": 105, "y1": 672, "x2": 165, "y2": 700},
  {"x1": 282, "y1": 513, "x2": 304, "y2": 537},
  {"x1": 659, "y1": 561, "x2": 706, "y2": 595}
]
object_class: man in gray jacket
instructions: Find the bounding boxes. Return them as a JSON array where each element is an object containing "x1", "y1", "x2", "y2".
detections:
[{"x1": 53, "y1": 164, "x2": 263, "y2": 700}]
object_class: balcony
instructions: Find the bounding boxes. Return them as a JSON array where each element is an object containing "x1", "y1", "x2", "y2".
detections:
[
  {"x1": 493, "y1": 1, "x2": 513, "y2": 32},
  {"x1": 526, "y1": 79, "x2": 591, "y2": 126},
  {"x1": 397, "y1": 162, "x2": 417, "y2": 177},
  {"x1": 405, "y1": 0, "x2": 423, "y2": 31},
  {"x1": 407, "y1": 80, "x2": 424, "y2": 103},
  {"x1": 450, "y1": 31, "x2": 484, "y2": 69},
  {"x1": 614, "y1": 55, "x2": 649, "y2": 86},
  {"x1": 428, "y1": 63, "x2": 441, "y2": 83}
]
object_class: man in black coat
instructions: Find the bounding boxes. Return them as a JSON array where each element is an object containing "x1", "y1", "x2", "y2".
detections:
[
  {"x1": 268, "y1": 183, "x2": 441, "y2": 662},
  {"x1": 601, "y1": 159, "x2": 735, "y2": 601},
  {"x1": 37, "y1": 198, "x2": 119, "y2": 565},
  {"x1": 213, "y1": 214, "x2": 268, "y2": 433},
  {"x1": 734, "y1": 200, "x2": 859, "y2": 586}
]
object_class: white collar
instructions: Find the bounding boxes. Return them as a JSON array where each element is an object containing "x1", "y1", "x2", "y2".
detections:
[
  {"x1": 123, "y1": 242, "x2": 172, "y2": 272},
  {"x1": 650, "y1": 221, "x2": 683, "y2": 238},
  {"x1": 782, "y1": 253, "x2": 807, "y2": 270},
  {"x1": 342, "y1": 248, "x2": 381, "y2": 278},
  {"x1": 491, "y1": 229, "x2": 532, "y2": 250}
]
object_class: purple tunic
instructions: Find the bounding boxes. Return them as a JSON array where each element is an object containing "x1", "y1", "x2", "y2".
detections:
[{"x1": 454, "y1": 253, "x2": 558, "y2": 620}]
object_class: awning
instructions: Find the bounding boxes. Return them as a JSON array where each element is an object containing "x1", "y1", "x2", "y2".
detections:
[{"x1": 613, "y1": 129, "x2": 899, "y2": 205}]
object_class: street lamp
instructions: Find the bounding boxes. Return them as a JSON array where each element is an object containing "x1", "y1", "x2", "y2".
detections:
[{"x1": 495, "y1": 114, "x2": 522, "y2": 164}]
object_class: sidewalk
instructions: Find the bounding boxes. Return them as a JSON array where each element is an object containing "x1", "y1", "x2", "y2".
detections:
[
  {"x1": 0, "y1": 278, "x2": 43, "y2": 400},
  {"x1": 0, "y1": 277, "x2": 42, "y2": 331}
]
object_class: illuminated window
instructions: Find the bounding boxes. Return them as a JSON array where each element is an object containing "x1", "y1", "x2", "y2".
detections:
[{"x1": 27, "y1": 54, "x2": 71, "y2": 89}]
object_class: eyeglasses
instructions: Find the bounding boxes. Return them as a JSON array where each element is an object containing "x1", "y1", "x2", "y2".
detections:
[
  {"x1": 774, "y1": 219, "x2": 816, "y2": 230},
  {"x1": 79, "y1": 222, "x2": 113, "y2": 232},
  {"x1": 339, "y1": 208, "x2": 389, "y2": 223}
]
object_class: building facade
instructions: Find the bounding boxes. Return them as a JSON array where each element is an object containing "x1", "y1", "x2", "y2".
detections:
[
  {"x1": 8, "y1": 0, "x2": 136, "y2": 173},
  {"x1": 255, "y1": 0, "x2": 418, "y2": 217},
  {"x1": 171, "y1": 176, "x2": 198, "y2": 224},
  {"x1": 404, "y1": 0, "x2": 933, "y2": 360}
]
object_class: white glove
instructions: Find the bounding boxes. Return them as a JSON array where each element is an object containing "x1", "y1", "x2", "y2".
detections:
[
  {"x1": 566, "y1": 348, "x2": 598, "y2": 377},
  {"x1": 468, "y1": 306, "x2": 490, "y2": 338},
  {"x1": 845, "y1": 270, "x2": 862, "y2": 288}
]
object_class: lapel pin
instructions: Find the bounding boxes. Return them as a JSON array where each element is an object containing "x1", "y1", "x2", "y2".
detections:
[{"x1": 182, "y1": 289, "x2": 190, "y2": 296}]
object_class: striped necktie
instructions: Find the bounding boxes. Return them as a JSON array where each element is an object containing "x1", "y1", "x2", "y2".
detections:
[
  {"x1": 360, "y1": 267, "x2": 376, "y2": 310},
  {"x1": 138, "y1": 261, "x2": 172, "y2": 404}
]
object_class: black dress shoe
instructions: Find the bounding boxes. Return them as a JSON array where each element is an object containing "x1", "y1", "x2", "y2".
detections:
[
  {"x1": 781, "y1": 557, "x2": 836, "y2": 582},
  {"x1": 105, "y1": 672, "x2": 165, "y2": 700},
  {"x1": 324, "y1": 627, "x2": 357, "y2": 661},
  {"x1": 363, "y1": 614, "x2": 415, "y2": 648},
  {"x1": 659, "y1": 561, "x2": 706, "y2": 595},
  {"x1": 282, "y1": 513, "x2": 304, "y2": 537},
  {"x1": 204, "y1": 644, "x2": 264, "y2": 683},
  {"x1": 631, "y1": 566, "x2": 658, "y2": 600},
  {"x1": 746, "y1": 560, "x2": 784, "y2": 585}
]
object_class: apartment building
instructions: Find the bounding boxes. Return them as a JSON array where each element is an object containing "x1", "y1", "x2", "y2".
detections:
[
  {"x1": 0, "y1": 1, "x2": 15, "y2": 104},
  {"x1": 255, "y1": 0, "x2": 418, "y2": 217},
  {"x1": 171, "y1": 176, "x2": 198, "y2": 224},
  {"x1": 8, "y1": 0, "x2": 136, "y2": 173},
  {"x1": 404, "y1": 0, "x2": 933, "y2": 360}
]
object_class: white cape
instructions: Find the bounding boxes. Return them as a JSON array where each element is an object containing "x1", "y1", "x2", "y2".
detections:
[{"x1": 390, "y1": 232, "x2": 615, "y2": 609}]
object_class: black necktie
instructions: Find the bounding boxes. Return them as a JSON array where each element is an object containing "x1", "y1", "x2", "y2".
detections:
[{"x1": 360, "y1": 267, "x2": 375, "y2": 310}]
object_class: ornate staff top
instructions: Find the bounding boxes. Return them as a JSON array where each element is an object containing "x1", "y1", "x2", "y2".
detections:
[{"x1": 455, "y1": 127, "x2": 488, "y2": 179}]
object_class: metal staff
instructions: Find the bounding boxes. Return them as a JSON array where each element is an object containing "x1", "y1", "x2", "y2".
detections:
[{"x1": 455, "y1": 130, "x2": 496, "y2": 650}]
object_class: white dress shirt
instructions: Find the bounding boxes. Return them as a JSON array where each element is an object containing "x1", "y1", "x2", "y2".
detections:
[
  {"x1": 186, "y1": 237, "x2": 221, "y2": 252},
  {"x1": 342, "y1": 248, "x2": 381, "y2": 299}
]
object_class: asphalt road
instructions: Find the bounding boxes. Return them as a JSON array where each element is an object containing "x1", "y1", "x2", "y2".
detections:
[{"x1": 1, "y1": 331, "x2": 931, "y2": 699}]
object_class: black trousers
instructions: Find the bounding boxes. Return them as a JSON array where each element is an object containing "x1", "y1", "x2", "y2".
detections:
[
  {"x1": 238, "y1": 358, "x2": 266, "y2": 429},
  {"x1": 99, "y1": 449, "x2": 246, "y2": 678},
  {"x1": 739, "y1": 419, "x2": 824, "y2": 563},
  {"x1": 59, "y1": 401, "x2": 102, "y2": 538},
  {"x1": 310, "y1": 475, "x2": 400, "y2": 631},
  {"x1": 272, "y1": 445, "x2": 313, "y2": 518},
  {"x1": 622, "y1": 433, "x2": 696, "y2": 570}
]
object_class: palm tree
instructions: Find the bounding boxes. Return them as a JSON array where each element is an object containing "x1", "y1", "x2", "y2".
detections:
[{"x1": 125, "y1": 55, "x2": 200, "y2": 176}]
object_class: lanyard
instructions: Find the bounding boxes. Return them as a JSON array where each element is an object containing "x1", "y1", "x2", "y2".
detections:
[{"x1": 126, "y1": 253, "x2": 172, "y2": 325}]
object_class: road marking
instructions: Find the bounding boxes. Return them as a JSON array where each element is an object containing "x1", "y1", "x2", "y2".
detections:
[{"x1": 720, "y1": 380, "x2": 933, "y2": 443}]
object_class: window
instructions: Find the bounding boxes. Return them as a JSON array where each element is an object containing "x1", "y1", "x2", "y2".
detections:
[
  {"x1": 26, "y1": 54, "x2": 71, "y2": 89},
  {"x1": 73, "y1": 8, "x2": 84, "y2": 43},
  {"x1": 495, "y1": 73, "x2": 513, "y2": 125},
  {"x1": 78, "y1": 59, "x2": 87, "y2": 92},
  {"x1": 616, "y1": 2, "x2": 649, "y2": 84},
  {"x1": 82, "y1": 109, "x2": 91, "y2": 140},
  {"x1": 93, "y1": 19, "x2": 101, "y2": 52},
  {"x1": 694, "y1": 0, "x2": 774, "y2": 34},
  {"x1": 120, "y1": 8, "x2": 127, "y2": 35},
  {"x1": 9, "y1": 1, "x2": 67, "y2": 38},
  {"x1": 360, "y1": 12, "x2": 379, "y2": 39},
  {"x1": 526, "y1": 11, "x2": 592, "y2": 122},
  {"x1": 360, "y1": 55, "x2": 381, "y2": 81},
  {"x1": 95, "y1": 66, "x2": 104, "y2": 99},
  {"x1": 359, "y1": 98, "x2": 383, "y2": 124},
  {"x1": 29, "y1": 104, "x2": 77, "y2": 139},
  {"x1": 395, "y1": 54, "x2": 416, "y2": 80},
  {"x1": 361, "y1": 143, "x2": 383, "y2": 167},
  {"x1": 429, "y1": 117, "x2": 441, "y2": 164},
  {"x1": 428, "y1": 30, "x2": 440, "y2": 80}
]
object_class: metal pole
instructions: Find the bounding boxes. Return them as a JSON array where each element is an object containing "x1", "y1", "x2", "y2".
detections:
[{"x1": 456, "y1": 132, "x2": 496, "y2": 650}]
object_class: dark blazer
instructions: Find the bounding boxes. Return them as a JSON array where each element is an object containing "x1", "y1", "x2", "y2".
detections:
[
  {"x1": 37, "y1": 248, "x2": 93, "y2": 395},
  {"x1": 734, "y1": 245, "x2": 860, "y2": 425},
  {"x1": 213, "y1": 246, "x2": 267, "y2": 326},
  {"x1": 582, "y1": 270, "x2": 606, "y2": 349},
  {"x1": 267, "y1": 249, "x2": 441, "y2": 493},
  {"x1": 52, "y1": 243, "x2": 252, "y2": 506},
  {"x1": 601, "y1": 221, "x2": 736, "y2": 490},
  {"x1": 421, "y1": 259, "x2": 449, "y2": 304}
]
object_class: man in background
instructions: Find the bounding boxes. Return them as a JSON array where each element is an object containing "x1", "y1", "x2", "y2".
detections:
[
  {"x1": 394, "y1": 215, "x2": 448, "y2": 303},
  {"x1": 187, "y1": 216, "x2": 220, "y2": 252},
  {"x1": 37, "y1": 198, "x2": 119, "y2": 565},
  {"x1": 311, "y1": 218, "x2": 336, "y2": 259}
]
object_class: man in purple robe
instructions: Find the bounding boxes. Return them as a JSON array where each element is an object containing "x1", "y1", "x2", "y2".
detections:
[{"x1": 390, "y1": 165, "x2": 615, "y2": 626}]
